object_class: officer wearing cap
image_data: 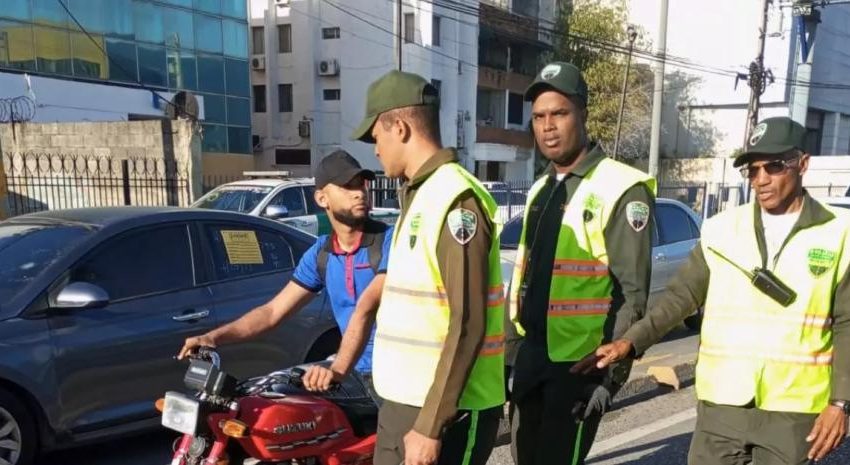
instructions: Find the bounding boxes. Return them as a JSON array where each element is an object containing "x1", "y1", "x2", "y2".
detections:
[
  {"x1": 304, "y1": 70, "x2": 505, "y2": 465},
  {"x1": 179, "y1": 151, "x2": 392, "y2": 379},
  {"x1": 580, "y1": 116, "x2": 850, "y2": 464},
  {"x1": 507, "y1": 61, "x2": 656, "y2": 465}
]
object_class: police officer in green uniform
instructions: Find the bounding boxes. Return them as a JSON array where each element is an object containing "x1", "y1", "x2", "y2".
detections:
[
  {"x1": 508, "y1": 62, "x2": 656, "y2": 465},
  {"x1": 580, "y1": 116, "x2": 850, "y2": 465}
]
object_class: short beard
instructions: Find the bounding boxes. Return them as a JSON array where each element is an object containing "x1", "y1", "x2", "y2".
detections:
[
  {"x1": 550, "y1": 145, "x2": 585, "y2": 167},
  {"x1": 331, "y1": 207, "x2": 368, "y2": 227}
]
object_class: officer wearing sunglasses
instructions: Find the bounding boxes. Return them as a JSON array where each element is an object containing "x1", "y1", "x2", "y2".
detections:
[{"x1": 574, "y1": 116, "x2": 850, "y2": 465}]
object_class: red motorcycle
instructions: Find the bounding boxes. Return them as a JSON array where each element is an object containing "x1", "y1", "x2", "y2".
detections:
[{"x1": 158, "y1": 347, "x2": 377, "y2": 465}]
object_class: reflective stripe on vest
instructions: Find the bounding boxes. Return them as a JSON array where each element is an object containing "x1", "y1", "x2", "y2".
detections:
[
  {"x1": 508, "y1": 157, "x2": 656, "y2": 362},
  {"x1": 697, "y1": 202, "x2": 850, "y2": 413},
  {"x1": 373, "y1": 162, "x2": 506, "y2": 410}
]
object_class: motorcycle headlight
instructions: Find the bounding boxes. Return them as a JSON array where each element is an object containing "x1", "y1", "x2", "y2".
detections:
[{"x1": 161, "y1": 391, "x2": 200, "y2": 436}]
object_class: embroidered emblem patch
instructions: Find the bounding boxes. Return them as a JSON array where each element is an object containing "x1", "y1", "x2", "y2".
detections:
[
  {"x1": 583, "y1": 193, "x2": 603, "y2": 212},
  {"x1": 808, "y1": 248, "x2": 836, "y2": 277},
  {"x1": 749, "y1": 122, "x2": 768, "y2": 147},
  {"x1": 540, "y1": 64, "x2": 562, "y2": 80},
  {"x1": 447, "y1": 208, "x2": 478, "y2": 245},
  {"x1": 408, "y1": 213, "x2": 422, "y2": 249},
  {"x1": 626, "y1": 201, "x2": 650, "y2": 232}
]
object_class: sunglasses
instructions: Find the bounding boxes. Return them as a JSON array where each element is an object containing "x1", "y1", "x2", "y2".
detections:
[{"x1": 739, "y1": 158, "x2": 799, "y2": 179}]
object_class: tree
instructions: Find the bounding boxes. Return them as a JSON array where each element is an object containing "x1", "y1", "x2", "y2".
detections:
[{"x1": 549, "y1": 0, "x2": 654, "y2": 160}]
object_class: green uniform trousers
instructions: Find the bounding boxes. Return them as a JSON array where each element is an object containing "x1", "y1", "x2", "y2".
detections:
[
  {"x1": 374, "y1": 400, "x2": 501, "y2": 465},
  {"x1": 689, "y1": 400, "x2": 818, "y2": 465}
]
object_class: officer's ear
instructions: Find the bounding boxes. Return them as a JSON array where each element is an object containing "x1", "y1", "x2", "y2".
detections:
[
  {"x1": 797, "y1": 151, "x2": 810, "y2": 176},
  {"x1": 396, "y1": 118, "x2": 412, "y2": 143},
  {"x1": 315, "y1": 187, "x2": 330, "y2": 210}
]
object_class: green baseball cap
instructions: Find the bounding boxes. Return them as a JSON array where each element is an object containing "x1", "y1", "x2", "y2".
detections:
[
  {"x1": 350, "y1": 70, "x2": 440, "y2": 143},
  {"x1": 734, "y1": 116, "x2": 807, "y2": 167},
  {"x1": 524, "y1": 61, "x2": 589, "y2": 105}
]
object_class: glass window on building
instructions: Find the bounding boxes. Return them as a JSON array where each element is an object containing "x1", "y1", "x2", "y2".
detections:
[
  {"x1": 278, "y1": 24, "x2": 291, "y2": 53},
  {"x1": 507, "y1": 92, "x2": 524, "y2": 125},
  {"x1": 167, "y1": 49, "x2": 197, "y2": 90},
  {"x1": 225, "y1": 58, "x2": 249, "y2": 97},
  {"x1": 134, "y1": 1, "x2": 164, "y2": 45},
  {"x1": 105, "y1": 38, "x2": 137, "y2": 82},
  {"x1": 197, "y1": 54, "x2": 224, "y2": 93},
  {"x1": 228, "y1": 126, "x2": 251, "y2": 154},
  {"x1": 222, "y1": 0, "x2": 247, "y2": 19},
  {"x1": 201, "y1": 93, "x2": 226, "y2": 124},
  {"x1": 138, "y1": 44, "x2": 167, "y2": 87},
  {"x1": 404, "y1": 13, "x2": 414, "y2": 43},
  {"x1": 194, "y1": 14, "x2": 222, "y2": 53},
  {"x1": 430, "y1": 79, "x2": 441, "y2": 98},
  {"x1": 202, "y1": 123, "x2": 228, "y2": 152},
  {"x1": 223, "y1": 20, "x2": 247, "y2": 58},
  {"x1": 3, "y1": 0, "x2": 31, "y2": 21},
  {"x1": 275, "y1": 149, "x2": 310, "y2": 165},
  {"x1": 163, "y1": 0, "x2": 193, "y2": 7},
  {"x1": 164, "y1": 8, "x2": 195, "y2": 49},
  {"x1": 0, "y1": 20, "x2": 36, "y2": 72},
  {"x1": 194, "y1": 0, "x2": 221, "y2": 15},
  {"x1": 278, "y1": 84, "x2": 292, "y2": 112},
  {"x1": 32, "y1": 0, "x2": 68, "y2": 28},
  {"x1": 251, "y1": 26, "x2": 264, "y2": 54},
  {"x1": 228, "y1": 97, "x2": 250, "y2": 125},
  {"x1": 71, "y1": 32, "x2": 107, "y2": 79},
  {"x1": 69, "y1": 0, "x2": 133, "y2": 39},
  {"x1": 322, "y1": 27, "x2": 340, "y2": 40},
  {"x1": 34, "y1": 26, "x2": 72, "y2": 76},
  {"x1": 252, "y1": 85, "x2": 266, "y2": 113},
  {"x1": 323, "y1": 89, "x2": 340, "y2": 101},
  {"x1": 432, "y1": 15, "x2": 440, "y2": 47}
]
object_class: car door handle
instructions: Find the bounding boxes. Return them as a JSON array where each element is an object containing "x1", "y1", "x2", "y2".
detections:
[{"x1": 172, "y1": 310, "x2": 210, "y2": 322}]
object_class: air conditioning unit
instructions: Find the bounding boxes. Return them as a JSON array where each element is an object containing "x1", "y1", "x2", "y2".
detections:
[
  {"x1": 317, "y1": 59, "x2": 339, "y2": 76},
  {"x1": 251, "y1": 57, "x2": 265, "y2": 70},
  {"x1": 298, "y1": 120, "x2": 311, "y2": 138}
]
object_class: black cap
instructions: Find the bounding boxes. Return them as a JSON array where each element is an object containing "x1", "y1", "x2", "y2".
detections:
[
  {"x1": 524, "y1": 62, "x2": 589, "y2": 105},
  {"x1": 734, "y1": 117, "x2": 808, "y2": 167},
  {"x1": 315, "y1": 150, "x2": 375, "y2": 188}
]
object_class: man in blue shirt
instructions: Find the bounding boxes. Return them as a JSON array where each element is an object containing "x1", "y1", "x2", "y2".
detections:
[{"x1": 178, "y1": 151, "x2": 392, "y2": 375}]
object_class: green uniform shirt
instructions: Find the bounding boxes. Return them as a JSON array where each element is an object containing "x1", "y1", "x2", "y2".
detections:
[
  {"x1": 623, "y1": 193, "x2": 850, "y2": 400},
  {"x1": 517, "y1": 145, "x2": 654, "y2": 386}
]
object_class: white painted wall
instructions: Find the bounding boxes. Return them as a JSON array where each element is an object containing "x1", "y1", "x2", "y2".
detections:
[{"x1": 0, "y1": 72, "x2": 205, "y2": 122}]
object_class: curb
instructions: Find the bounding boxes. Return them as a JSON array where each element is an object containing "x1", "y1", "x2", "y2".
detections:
[{"x1": 613, "y1": 359, "x2": 697, "y2": 403}]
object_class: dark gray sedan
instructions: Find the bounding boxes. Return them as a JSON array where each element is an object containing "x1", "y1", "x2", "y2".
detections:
[{"x1": 0, "y1": 208, "x2": 340, "y2": 465}]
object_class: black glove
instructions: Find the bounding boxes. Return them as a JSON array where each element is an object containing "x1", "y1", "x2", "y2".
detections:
[{"x1": 574, "y1": 384, "x2": 612, "y2": 420}]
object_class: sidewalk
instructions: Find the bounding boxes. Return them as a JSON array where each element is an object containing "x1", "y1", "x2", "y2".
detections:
[{"x1": 614, "y1": 327, "x2": 699, "y2": 402}]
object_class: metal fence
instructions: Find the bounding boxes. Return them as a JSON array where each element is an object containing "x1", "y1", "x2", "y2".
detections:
[{"x1": 2, "y1": 152, "x2": 190, "y2": 216}]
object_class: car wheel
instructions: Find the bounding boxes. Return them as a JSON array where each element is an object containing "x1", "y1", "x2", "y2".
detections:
[
  {"x1": 0, "y1": 388, "x2": 37, "y2": 465},
  {"x1": 684, "y1": 309, "x2": 703, "y2": 331},
  {"x1": 304, "y1": 330, "x2": 341, "y2": 363}
]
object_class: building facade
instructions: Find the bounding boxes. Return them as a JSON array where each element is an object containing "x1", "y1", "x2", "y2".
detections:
[{"x1": 0, "y1": 0, "x2": 252, "y2": 172}]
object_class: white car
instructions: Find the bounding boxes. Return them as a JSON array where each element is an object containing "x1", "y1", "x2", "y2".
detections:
[
  {"x1": 193, "y1": 174, "x2": 399, "y2": 236},
  {"x1": 824, "y1": 197, "x2": 850, "y2": 210},
  {"x1": 499, "y1": 198, "x2": 704, "y2": 330}
]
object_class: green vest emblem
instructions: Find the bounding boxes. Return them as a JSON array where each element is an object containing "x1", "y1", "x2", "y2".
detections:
[
  {"x1": 408, "y1": 213, "x2": 422, "y2": 248},
  {"x1": 808, "y1": 248, "x2": 836, "y2": 277}
]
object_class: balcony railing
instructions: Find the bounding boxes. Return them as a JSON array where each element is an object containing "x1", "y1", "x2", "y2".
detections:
[{"x1": 476, "y1": 126, "x2": 534, "y2": 149}]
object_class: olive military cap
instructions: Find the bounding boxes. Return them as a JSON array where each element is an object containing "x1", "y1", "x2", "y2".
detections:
[
  {"x1": 524, "y1": 61, "x2": 589, "y2": 106},
  {"x1": 350, "y1": 70, "x2": 440, "y2": 143},
  {"x1": 735, "y1": 117, "x2": 808, "y2": 167}
]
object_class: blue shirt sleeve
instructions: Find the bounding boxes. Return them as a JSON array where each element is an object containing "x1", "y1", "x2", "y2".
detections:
[
  {"x1": 291, "y1": 237, "x2": 325, "y2": 292},
  {"x1": 377, "y1": 225, "x2": 394, "y2": 273}
]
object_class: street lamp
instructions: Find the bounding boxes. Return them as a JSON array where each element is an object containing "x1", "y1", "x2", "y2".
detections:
[{"x1": 613, "y1": 25, "x2": 638, "y2": 160}]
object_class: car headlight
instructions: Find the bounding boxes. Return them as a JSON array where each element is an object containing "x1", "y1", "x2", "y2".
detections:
[{"x1": 162, "y1": 391, "x2": 200, "y2": 436}]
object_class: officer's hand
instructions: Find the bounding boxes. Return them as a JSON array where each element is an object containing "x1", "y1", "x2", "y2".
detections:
[
  {"x1": 302, "y1": 366, "x2": 343, "y2": 392},
  {"x1": 570, "y1": 339, "x2": 633, "y2": 375},
  {"x1": 403, "y1": 429, "x2": 441, "y2": 465},
  {"x1": 806, "y1": 405, "x2": 848, "y2": 461},
  {"x1": 177, "y1": 334, "x2": 217, "y2": 360},
  {"x1": 578, "y1": 385, "x2": 613, "y2": 420}
]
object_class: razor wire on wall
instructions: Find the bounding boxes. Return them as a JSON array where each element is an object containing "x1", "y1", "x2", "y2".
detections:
[{"x1": 0, "y1": 96, "x2": 36, "y2": 123}]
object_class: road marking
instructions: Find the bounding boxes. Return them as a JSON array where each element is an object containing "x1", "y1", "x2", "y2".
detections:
[{"x1": 588, "y1": 407, "x2": 697, "y2": 458}]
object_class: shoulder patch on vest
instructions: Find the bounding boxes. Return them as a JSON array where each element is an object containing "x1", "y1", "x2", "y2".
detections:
[
  {"x1": 808, "y1": 248, "x2": 836, "y2": 277},
  {"x1": 626, "y1": 201, "x2": 650, "y2": 232},
  {"x1": 447, "y1": 208, "x2": 477, "y2": 245}
]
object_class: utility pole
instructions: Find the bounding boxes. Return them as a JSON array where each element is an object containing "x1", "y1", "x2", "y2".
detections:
[
  {"x1": 743, "y1": 0, "x2": 771, "y2": 145},
  {"x1": 613, "y1": 25, "x2": 638, "y2": 161},
  {"x1": 648, "y1": 0, "x2": 668, "y2": 179},
  {"x1": 397, "y1": 0, "x2": 403, "y2": 70}
]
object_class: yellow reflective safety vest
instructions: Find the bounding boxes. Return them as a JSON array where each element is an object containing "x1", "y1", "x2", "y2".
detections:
[
  {"x1": 508, "y1": 157, "x2": 656, "y2": 362},
  {"x1": 372, "y1": 162, "x2": 506, "y2": 410},
  {"x1": 697, "y1": 201, "x2": 850, "y2": 413}
]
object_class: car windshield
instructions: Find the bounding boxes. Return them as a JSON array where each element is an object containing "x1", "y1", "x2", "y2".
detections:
[
  {"x1": 193, "y1": 186, "x2": 274, "y2": 213},
  {"x1": 0, "y1": 223, "x2": 93, "y2": 304}
]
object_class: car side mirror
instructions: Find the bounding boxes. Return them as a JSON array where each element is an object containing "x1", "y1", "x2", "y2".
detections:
[
  {"x1": 264, "y1": 205, "x2": 290, "y2": 219},
  {"x1": 55, "y1": 282, "x2": 110, "y2": 309}
]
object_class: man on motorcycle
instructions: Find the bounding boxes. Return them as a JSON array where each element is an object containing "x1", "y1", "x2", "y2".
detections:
[{"x1": 178, "y1": 150, "x2": 391, "y2": 376}]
